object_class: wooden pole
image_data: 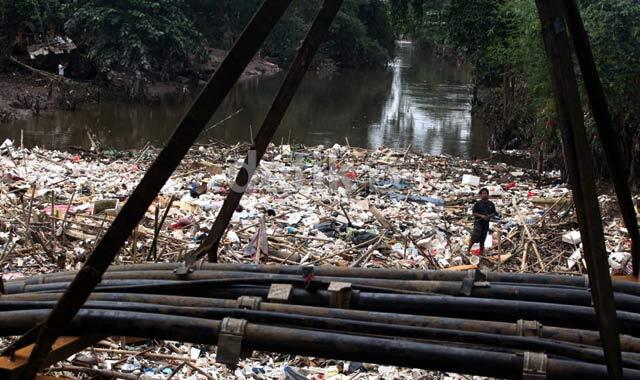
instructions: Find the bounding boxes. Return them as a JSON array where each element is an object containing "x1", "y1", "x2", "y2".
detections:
[
  {"x1": 187, "y1": 0, "x2": 345, "y2": 264},
  {"x1": 534, "y1": 1, "x2": 622, "y2": 378},
  {"x1": 18, "y1": 1, "x2": 294, "y2": 378},
  {"x1": 562, "y1": 0, "x2": 640, "y2": 276}
]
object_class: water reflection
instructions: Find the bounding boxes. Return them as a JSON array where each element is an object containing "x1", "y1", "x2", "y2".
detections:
[
  {"x1": 3, "y1": 42, "x2": 485, "y2": 157},
  {"x1": 369, "y1": 42, "x2": 475, "y2": 156}
]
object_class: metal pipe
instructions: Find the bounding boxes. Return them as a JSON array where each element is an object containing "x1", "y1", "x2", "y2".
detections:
[
  {"x1": 1, "y1": 300, "x2": 638, "y2": 367},
  {"x1": 162, "y1": 286, "x2": 640, "y2": 336},
  {"x1": 6, "y1": 291, "x2": 640, "y2": 355},
  {"x1": 9, "y1": 265, "x2": 640, "y2": 295},
  {"x1": 78, "y1": 263, "x2": 640, "y2": 294},
  {"x1": 9, "y1": 272, "x2": 640, "y2": 314},
  {"x1": 7, "y1": 291, "x2": 639, "y2": 352},
  {"x1": 15, "y1": 281, "x2": 633, "y2": 336},
  {"x1": 561, "y1": 0, "x2": 640, "y2": 276},
  {"x1": 0, "y1": 309, "x2": 638, "y2": 379}
]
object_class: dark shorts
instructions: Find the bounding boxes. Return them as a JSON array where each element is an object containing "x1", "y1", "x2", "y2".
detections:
[{"x1": 471, "y1": 222, "x2": 489, "y2": 244}]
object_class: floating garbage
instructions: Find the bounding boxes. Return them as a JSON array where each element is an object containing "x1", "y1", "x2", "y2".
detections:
[
  {"x1": 0, "y1": 140, "x2": 635, "y2": 379},
  {"x1": 0, "y1": 141, "x2": 633, "y2": 276}
]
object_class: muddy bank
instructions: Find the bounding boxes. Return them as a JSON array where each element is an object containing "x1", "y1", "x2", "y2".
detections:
[
  {"x1": 0, "y1": 50, "x2": 280, "y2": 123},
  {"x1": 0, "y1": 73, "x2": 100, "y2": 124}
]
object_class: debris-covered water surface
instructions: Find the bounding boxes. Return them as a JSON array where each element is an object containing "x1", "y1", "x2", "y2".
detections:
[{"x1": 0, "y1": 139, "x2": 634, "y2": 379}]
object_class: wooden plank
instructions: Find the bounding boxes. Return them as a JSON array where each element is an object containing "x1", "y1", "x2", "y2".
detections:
[
  {"x1": 562, "y1": 0, "x2": 640, "y2": 276},
  {"x1": 613, "y1": 275, "x2": 640, "y2": 283},
  {"x1": 444, "y1": 265, "x2": 479, "y2": 271},
  {"x1": 18, "y1": 1, "x2": 295, "y2": 379},
  {"x1": 0, "y1": 336, "x2": 100, "y2": 380},
  {"x1": 534, "y1": 1, "x2": 623, "y2": 379}
]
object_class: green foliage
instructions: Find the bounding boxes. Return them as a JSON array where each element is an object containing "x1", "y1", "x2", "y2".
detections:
[
  {"x1": 580, "y1": 0, "x2": 640, "y2": 180},
  {"x1": 390, "y1": 0, "x2": 448, "y2": 44},
  {"x1": 63, "y1": 0, "x2": 205, "y2": 74},
  {"x1": 1, "y1": 0, "x2": 62, "y2": 34},
  {"x1": 180, "y1": 0, "x2": 394, "y2": 68},
  {"x1": 0, "y1": 0, "x2": 64, "y2": 64},
  {"x1": 261, "y1": 0, "x2": 395, "y2": 68},
  {"x1": 444, "y1": 0, "x2": 506, "y2": 86},
  {"x1": 581, "y1": 0, "x2": 640, "y2": 109},
  {"x1": 325, "y1": 1, "x2": 393, "y2": 68},
  {"x1": 262, "y1": 2, "x2": 316, "y2": 65},
  {"x1": 391, "y1": 0, "x2": 640, "y2": 180},
  {"x1": 2, "y1": 0, "x2": 395, "y2": 74},
  {"x1": 182, "y1": 0, "x2": 262, "y2": 49},
  {"x1": 357, "y1": 0, "x2": 396, "y2": 54}
]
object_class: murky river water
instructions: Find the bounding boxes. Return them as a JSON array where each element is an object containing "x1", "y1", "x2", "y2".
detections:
[{"x1": 5, "y1": 42, "x2": 488, "y2": 157}]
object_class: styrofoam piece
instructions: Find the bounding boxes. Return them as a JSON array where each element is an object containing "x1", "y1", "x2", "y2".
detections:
[
  {"x1": 567, "y1": 248, "x2": 582, "y2": 270},
  {"x1": 461, "y1": 174, "x2": 480, "y2": 187},
  {"x1": 487, "y1": 185, "x2": 503, "y2": 196},
  {"x1": 562, "y1": 231, "x2": 581, "y2": 245}
]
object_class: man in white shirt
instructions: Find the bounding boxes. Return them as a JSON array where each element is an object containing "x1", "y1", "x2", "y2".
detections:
[{"x1": 58, "y1": 63, "x2": 67, "y2": 77}]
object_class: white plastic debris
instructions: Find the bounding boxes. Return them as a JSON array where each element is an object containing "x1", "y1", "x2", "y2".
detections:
[
  {"x1": 227, "y1": 230, "x2": 240, "y2": 243},
  {"x1": 461, "y1": 174, "x2": 480, "y2": 187},
  {"x1": 609, "y1": 251, "x2": 632, "y2": 272},
  {"x1": 0, "y1": 139, "x2": 14, "y2": 155},
  {"x1": 567, "y1": 248, "x2": 582, "y2": 270},
  {"x1": 189, "y1": 347, "x2": 201, "y2": 361},
  {"x1": 487, "y1": 185, "x2": 503, "y2": 196},
  {"x1": 562, "y1": 231, "x2": 582, "y2": 245}
]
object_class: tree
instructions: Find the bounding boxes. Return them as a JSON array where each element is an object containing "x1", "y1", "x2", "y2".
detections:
[
  {"x1": 2, "y1": 0, "x2": 396, "y2": 76},
  {"x1": 0, "y1": 0, "x2": 63, "y2": 65},
  {"x1": 324, "y1": 0, "x2": 394, "y2": 68},
  {"x1": 392, "y1": 0, "x2": 640, "y2": 183},
  {"x1": 63, "y1": 0, "x2": 205, "y2": 75}
]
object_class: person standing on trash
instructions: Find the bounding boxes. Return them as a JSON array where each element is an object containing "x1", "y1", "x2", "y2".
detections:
[
  {"x1": 58, "y1": 63, "x2": 67, "y2": 77},
  {"x1": 467, "y1": 188, "x2": 496, "y2": 256}
]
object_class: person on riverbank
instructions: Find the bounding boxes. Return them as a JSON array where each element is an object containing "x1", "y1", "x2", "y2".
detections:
[
  {"x1": 467, "y1": 188, "x2": 496, "y2": 256},
  {"x1": 57, "y1": 63, "x2": 67, "y2": 77}
]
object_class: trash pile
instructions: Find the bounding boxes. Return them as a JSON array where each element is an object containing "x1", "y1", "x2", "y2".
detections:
[
  {"x1": 39, "y1": 339, "x2": 450, "y2": 380},
  {"x1": 0, "y1": 139, "x2": 633, "y2": 276},
  {"x1": 0, "y1": 139, "x2": 635, "y2": 379}
]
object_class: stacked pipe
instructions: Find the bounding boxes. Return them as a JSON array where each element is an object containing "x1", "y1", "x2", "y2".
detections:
[{"x1": 2, "y1": 264, "x2": 640, "y2": 379}]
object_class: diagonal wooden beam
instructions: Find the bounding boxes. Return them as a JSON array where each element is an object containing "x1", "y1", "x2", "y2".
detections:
[
  {"x1": 534, "y1": 1, "x2": 622, "y2": 379},
  {"x1": 562, "y1": 0, "x2": 640, "y2": 277},
  {"x1": 0, "y1": 336, "x2": 103, "y2": 380},
  {"x1": 186, "y1": 0, "x2": 346, "y2": 264},
  {"x1": 18, "y1": 1, "x2": 294, "y2": 378}
]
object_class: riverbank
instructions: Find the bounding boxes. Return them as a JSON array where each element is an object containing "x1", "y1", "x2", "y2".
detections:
[
  {"x1": 0, "y1": 49, "x2": 280, "y2": 124},
  {"x1": 0, "y1": 73, "x2": 98, "y2": 123},
  {"x1": 3, "y1": 42, "x2": 484, "y2": 157}
]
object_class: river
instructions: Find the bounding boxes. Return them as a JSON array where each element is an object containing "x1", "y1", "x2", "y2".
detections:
[{"x1": 6, "y1": 42, "x2": 488, "y2": 157}]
